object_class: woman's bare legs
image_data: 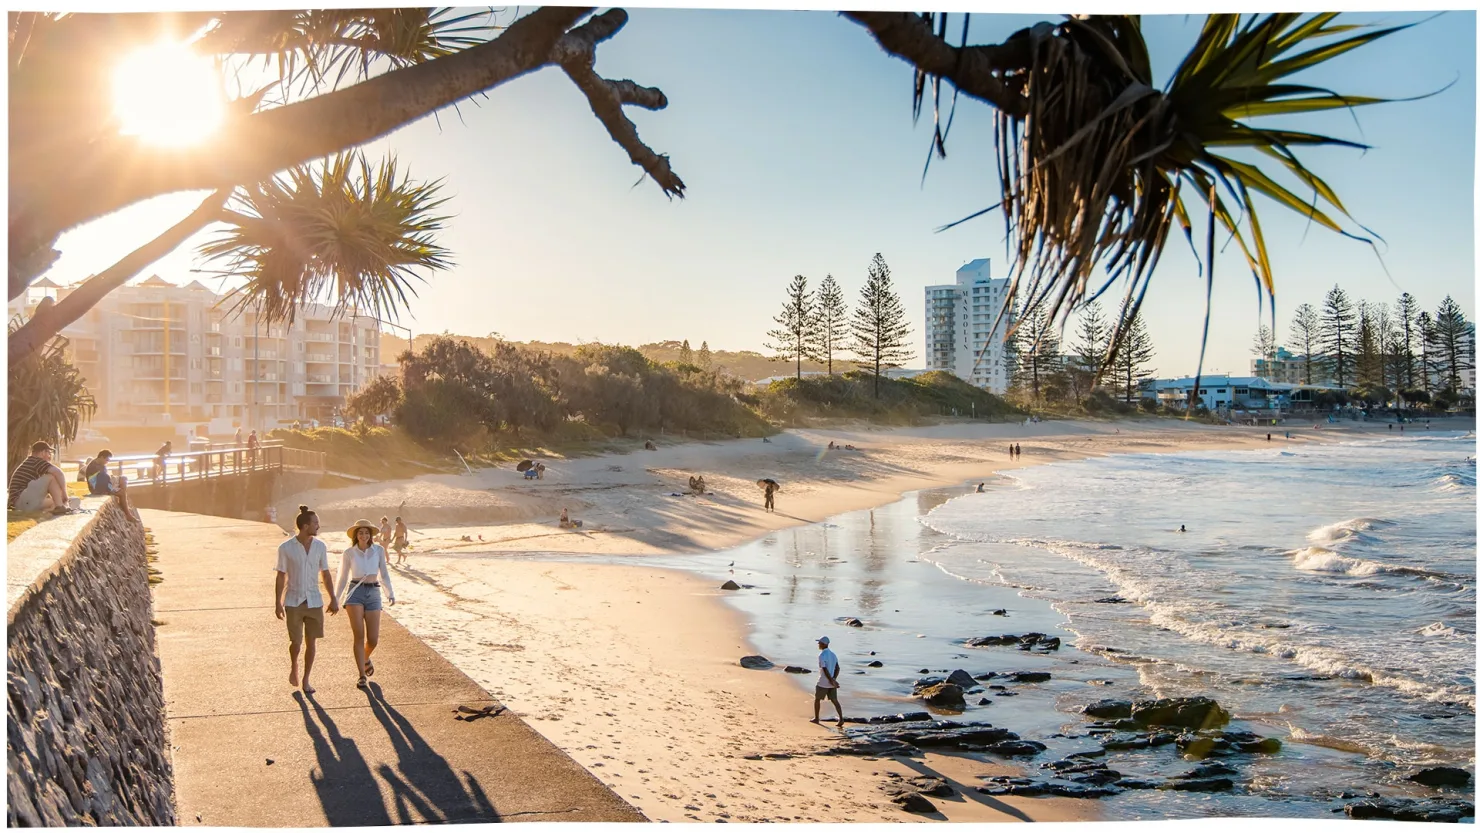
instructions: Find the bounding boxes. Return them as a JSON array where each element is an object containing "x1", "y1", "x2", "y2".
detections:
[
  {"x1": 347, "y1": 604, "x2": 367, "y2": 682},
  {"x1": 363, "y1": 609, "x2": 381, "y2": 673}
]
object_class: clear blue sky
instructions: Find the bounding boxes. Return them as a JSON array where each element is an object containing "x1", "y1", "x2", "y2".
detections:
[{"x1": 47, "y1": 9, "x2": 1476, "y2": 377}]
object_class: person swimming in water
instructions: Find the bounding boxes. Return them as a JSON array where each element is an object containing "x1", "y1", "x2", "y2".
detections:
[
  {"x1": 976, "y1": 483, "x2": 985, "y2": 493},
  {"x1": 1179, "y1": 524, "x2": 1187, "y2": 533}
]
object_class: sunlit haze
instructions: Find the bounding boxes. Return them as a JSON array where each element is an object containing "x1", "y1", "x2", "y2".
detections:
[{"x1": 114, "y1": 41, "x2": 225, "y2": 146}]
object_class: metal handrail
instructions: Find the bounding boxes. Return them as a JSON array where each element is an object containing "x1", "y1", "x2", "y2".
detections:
[{"x1": 84, "y1": 444, "x2": 286, "y2": 486}]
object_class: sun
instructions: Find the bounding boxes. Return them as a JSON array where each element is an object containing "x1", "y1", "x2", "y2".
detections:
[{"x1": 113, "y1": 42, "x2": 226, "y2": 147}]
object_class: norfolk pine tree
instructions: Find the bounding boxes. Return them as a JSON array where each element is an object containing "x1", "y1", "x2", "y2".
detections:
[
  {"x1": 850, "y1": 254, "x2": 914, "y2": 397},
  {"x1": 765, "y1": 274, "x2": 818, "y2": 381},
  {"x1": 812, "y1": 274, "x2": 850, "y2": 375}
]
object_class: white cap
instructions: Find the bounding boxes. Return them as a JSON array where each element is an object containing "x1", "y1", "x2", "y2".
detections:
[{"x1": 817, "y1": 636, "x2": 830, "y2": 645}]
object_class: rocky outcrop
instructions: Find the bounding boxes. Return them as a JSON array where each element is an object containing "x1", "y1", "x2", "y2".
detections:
[
  {"x1": 7, "y1": 500, "x2": 174, "y2": 825},
  {"x1": 915, "y1": 683, "x2": 966, "y2": 709},
  {"x1": 739, "y1": 655, "x2": 774, "y2": 669},
  {"x1": 964, "y1": 632, "x2": 1061, "y2": 651},
  {"x1": 1409, "y1": 766, "x2": 1473, "y2": 788},
  {"x1": 1344, "y1": 798, "x2": 1475, "y2": 822}
]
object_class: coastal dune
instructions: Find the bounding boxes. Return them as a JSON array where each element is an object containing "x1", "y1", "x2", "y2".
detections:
[{"x1": 283, "y1": 417, "x2": 1460, "y2": 823}]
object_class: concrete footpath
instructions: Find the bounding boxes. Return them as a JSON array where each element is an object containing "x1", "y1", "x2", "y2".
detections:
[{"x1": 143, "y1": 509, "x2": 645, "y2": 825}]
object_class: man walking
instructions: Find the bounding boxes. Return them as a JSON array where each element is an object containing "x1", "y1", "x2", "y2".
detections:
[
  {"x1": 275, "y1": 505, "x2": 339, "y2": 694},
  {"x1": 810, "y1": 635, "x2": 843, "y2": 726}
]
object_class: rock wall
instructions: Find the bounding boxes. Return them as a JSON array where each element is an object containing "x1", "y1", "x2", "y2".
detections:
[{"x1": 6, "y1": 499, "x2": 175, "y2": 825}]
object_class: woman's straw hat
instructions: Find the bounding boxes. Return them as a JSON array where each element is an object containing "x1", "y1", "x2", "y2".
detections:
[{"x1": 346, "y1": 519, "x2": 378, "y2": 542}]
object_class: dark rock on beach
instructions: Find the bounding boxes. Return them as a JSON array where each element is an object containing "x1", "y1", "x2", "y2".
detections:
[
  {"x1": 1175, "y1": 729, "x2": 1281, "y2": 759},
  {"x1": 1130, "y1": 697, "x2": 1230, "y2": 730},
  {"x1": 983, "y1": 739, "x2": 1047, "y2": 758},
  {"x1": 1409, "y1": 766, "x2": 1473, "y2": 788},
  {"x1": 890, "y1": 792, "x2": 937, "y2": 814},
  {"x1": 964, "y1": 631, "x2": 1059, "y2": 651},
  {"x1": 842, "y1": 617, "x2": 864, "y2": 628},
  {"x1": 882, "y1": 774, "x2": 954, "y2": 798},
  {"x1": 945, "y1": 669, "x2": 977, "y2": 688},
  {"x1": 783, "y1": 666, "x2": 809, "y2": 674},
  {"x1": 1344, "y1": 798, "x2": 1475, "y2": 823},
  {"x1": 915, "y1": 683, "x2": 966, "y2": 709},
  {"x1": 991, "y1": 609, "x2": 1008, "y2": 616},
  {"x1": 739, "y1": 655, "x2": 773, "y2": 670},
  {"x1": 1094, "y1": 596, "x2": 1128, "y2": 604},
  {"x1": 1006, "y1": 671, "x2": 1052, "y2": 683},
  {"x1": 1082, "y1": 699, "x2": 1133, "y2": 719},
  {"x1": 720, "y1": 579, "x2": 741, "y2": 590},
  {"x1": 867, "y1": 660, "x2": 883, "y2": 668}
]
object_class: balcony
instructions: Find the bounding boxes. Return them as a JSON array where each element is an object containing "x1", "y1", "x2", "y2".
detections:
[
  {"x1": 307, "y1": 332, "x2": 335, "y2": 342},
  {"x1": 206, "y1": 347, "x2": 222, "y2": 356},
  {"x1": 307, "y1": 374, "x2": 334, "y2": 383},
  {"x1": 306, "y1": 353, "x2": 336, "y2": 363}
]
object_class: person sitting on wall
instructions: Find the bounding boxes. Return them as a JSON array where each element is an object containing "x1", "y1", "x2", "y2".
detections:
[
  {"x1": 84, "y1": 450, "x2": 140, "y2": 521},
  {"x1": 7, "y1": 441, "x2": 72, "y2": 515}
]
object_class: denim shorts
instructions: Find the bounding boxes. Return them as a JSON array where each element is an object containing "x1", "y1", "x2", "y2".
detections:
[{"x1": 346, "y1": 583, "x2": 383, "y2": 611}]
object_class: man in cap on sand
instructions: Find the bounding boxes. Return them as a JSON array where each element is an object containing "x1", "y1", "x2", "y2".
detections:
[{"x1": 811, "y1": 636, "x2": 844, "y2": 726}]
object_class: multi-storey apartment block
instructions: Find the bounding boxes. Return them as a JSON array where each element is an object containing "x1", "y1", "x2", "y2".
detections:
[
  {"x1": 923, "y1": 258, "x2": 1012, "y2": 393},
  {"x1": 9, "y1": 275, "x2": 386, "y2": 429}
]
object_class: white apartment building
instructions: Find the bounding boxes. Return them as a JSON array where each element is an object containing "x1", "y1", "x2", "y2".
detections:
[
  {"x1": 9, "y1": 275, "x2": 385, "y2": 430},
  {"x1": 923, "y1": 258, "x2": 1012, "y2": 393}
]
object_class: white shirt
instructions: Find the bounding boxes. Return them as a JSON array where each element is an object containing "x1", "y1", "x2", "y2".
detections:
[
  {"x1": 336, "y1": 544, "x2": 394, "y2": 602},
  {"x1": 276, "y1": 536, "x2": 330, "y2": 608},
  {"x1": 817, "y1": 648, "x2": 840, "y2": 689}
]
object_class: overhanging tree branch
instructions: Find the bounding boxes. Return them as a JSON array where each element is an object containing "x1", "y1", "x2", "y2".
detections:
[
  {"x1": 13, "y1": 6, "x2": 593, "y2": 259},
  {"x1": 841, "y1": 11, "x2": 1030, "y2": 118},
  {"x1": 8, "y1": 189, "x2": 231, "y2": 367},
  {"x1": 555, "y1": 10, "x2": 685, "y2": 196}
]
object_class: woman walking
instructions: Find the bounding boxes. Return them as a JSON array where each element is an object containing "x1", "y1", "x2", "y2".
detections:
[
  {"x1": 338, "y1": 519, "x2": 396, "y2": 690},
  {"x1": 378, "y1": 516, "x2": 392, "y2": 548}
]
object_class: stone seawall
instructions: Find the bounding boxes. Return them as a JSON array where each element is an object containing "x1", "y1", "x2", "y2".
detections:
[{"x1": 6, "y1": 498, "x2": 175, "y2": 825}]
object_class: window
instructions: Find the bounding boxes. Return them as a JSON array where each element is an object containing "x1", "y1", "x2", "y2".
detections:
[{"x1": 233, "y1": 337, "x2": 243, "y2": 347}]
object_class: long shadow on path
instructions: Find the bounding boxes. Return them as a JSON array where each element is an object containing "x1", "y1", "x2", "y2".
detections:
[
  {"x1": 363, "y1": 682, "x2": 503, "y2": 824},
  {"x1": 294, "y1": 692, "x2": 394, "y2": 827}
]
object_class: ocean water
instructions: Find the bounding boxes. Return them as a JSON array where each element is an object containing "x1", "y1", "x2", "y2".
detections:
[{"x1": 622, "y1": 432, "x2": 1476, "y2": 819}]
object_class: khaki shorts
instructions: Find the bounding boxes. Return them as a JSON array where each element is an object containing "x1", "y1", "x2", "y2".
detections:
[
  {"x1": 815, "y1": 686, "x2": 840, "y2": 703},
  {"x1": 285, "y1": 603, "x2": 325, "y2": 644}
]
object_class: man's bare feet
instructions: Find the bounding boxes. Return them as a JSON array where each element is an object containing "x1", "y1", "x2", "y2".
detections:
[
  {"x1": 809, "y1": 718, "x2": 821, "y2": 724},
  {"x1": 289, "y1": 668, "x2": 299, "y2": 688},
  {"x1": 301, "y1": 681, "x2": 315, "y2": 694}
]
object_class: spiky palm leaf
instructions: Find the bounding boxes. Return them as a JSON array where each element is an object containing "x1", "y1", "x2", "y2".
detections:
[
  {"x1": 7, "y1": 316, "x2": 96, "y2": 472},
  {"x1": 201, "y1": 7, "x2": 501, "y2": 96},
  {"x1": 198, "y1": 151, "x2": 452, "y2": 326},
  {"x1": 942, "y1": 13, "x2": 1429, "y2": 389}
]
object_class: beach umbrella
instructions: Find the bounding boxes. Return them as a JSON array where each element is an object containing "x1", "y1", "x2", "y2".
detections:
[
  {"x1": 757, "y1": 478, "x2": 780, "y2": 491},
  {"x1": 516, "y1": 460, "x2": 534, "y2": 472}
]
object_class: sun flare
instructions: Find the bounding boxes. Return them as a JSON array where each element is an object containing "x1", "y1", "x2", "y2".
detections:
[{"x1": 113, "y1": 42, "x2": 225, "y2": 146}]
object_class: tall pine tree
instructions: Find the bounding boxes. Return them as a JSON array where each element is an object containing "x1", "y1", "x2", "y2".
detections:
[
  {"x1": 1289, "y1": 303, "x2": 1322, "y2": 385},
  {"x1": 1320, "y1": 285, "x2": 1357, "y2": 388},
  {"x1": 1394, "y1": 292, "x2": 1422, "y2": 391},
  {"x1": 765, "y1": 274, "x2": 817, "y2": 381},
  {"x1": 1011, "y1": 308, "x2": 1064, "y2": 405},
  {"x1": 697, "y1": 340, "x2": 713, "y2": 370},
  {"x1": 1071, "y1": 300, "x2": 1109, "y2": 399},
  {"x1": 1429, "y1": 296, "x2": 1475, "y2": 394},
  {"x1": 812, "y1": 273, "x2": 849, "y2": 375},
  {"x1": 1110, "y1": 303, "x2": 1156, "y2": 403},
  {"x1": 850, "y1": 253, "x2": 914, "y2": 398}
]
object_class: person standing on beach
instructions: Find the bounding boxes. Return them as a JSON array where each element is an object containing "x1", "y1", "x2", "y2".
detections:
[
  {"x1": 811, "y1": 636, "x2": 843, "y2": 725},
  {"x1": 275, "y1": 505, "x2": 339, "y2": 694},
  {"x1": 378, "y1": 516, "x2": 392, "y2": 548},
  {"x1": 338, "y1": 519, "x2": 396, "y2": 690},
  {"x1": 763, "y1": 479, "x2": 778, "y2": 512}
]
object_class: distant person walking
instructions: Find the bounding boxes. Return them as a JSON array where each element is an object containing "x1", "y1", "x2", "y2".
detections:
[
  {"x1": 1014, "y1": 443, "x2": 1022, "y2": 458},
  {"x1": 811, "y1": 636, "x2": 843, "y2": 726},
  {"x1": 758, "y1": 478, "x2": 779, "y2": 512},
  {"x1": 338, "y1": 519, "x2": 396, "y2": 690},
  {"x1": 392, "y1": 516, "x2": 412, "y2": 564},
  {"x1": 378, "y1": 516, "x2": 392, "y2": 548},
  {"x1": 233, "y1": 427, "x2": 244, "y2": 469},
  {"x1": 247, "y1": 430, "x2": 259, "y2": 467},
  {"x1": 275, "y1": 505, "x2": 339, "y2": 694},
  {"x1": 8, "y1": 441, "x2": 71, "y2": 514}
]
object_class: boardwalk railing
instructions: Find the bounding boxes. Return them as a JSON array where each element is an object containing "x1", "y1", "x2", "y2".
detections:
[{"x1": 87, "y1": 441, "x2": 325, "y2": 487}]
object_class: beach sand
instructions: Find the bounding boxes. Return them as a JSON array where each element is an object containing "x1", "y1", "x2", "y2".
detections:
[{"x1": 283, "y1": 416, "x2": 1465, "y2": 823}]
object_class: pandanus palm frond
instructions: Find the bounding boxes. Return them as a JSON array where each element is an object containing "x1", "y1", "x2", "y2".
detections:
[
  {"x1": 7, "y1": 316, "x2": 96, "y2": 472},
  {"x1": 199, "y1": 7, "x2": 501, "y2": 94},
  {"x1": 932, "y1": 13, "x2": 1429, "y2": 385},
  {"x1": 198, "y1": 151, "x2": 453, "y2": 326}
]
